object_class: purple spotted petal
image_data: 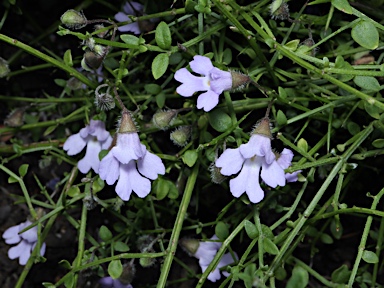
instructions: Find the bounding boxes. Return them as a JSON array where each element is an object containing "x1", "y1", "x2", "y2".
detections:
[
  {"x1": 63, "y1": 133, "x2": 87, "y2": 156},
  {"x1": 112, "y1": 132, "x2": 145, "y2": 164},
  {"x1": 78, "y1": 139, "x2": 102, "y2": 174},
  {"x1": 215, "y1": 148, "x2": 244, "y2": 176},
  {"x1": 239, "y1": 134, "x2": 275, "y2": 164},
  {"x1": 189, "y1": 55, "x2": 214, "y2": 75},
  {"x1": 196, "y1": 90, "x2": 220, "y2": 112},
  {"x1": 175, "y1": 68, "x2": 209, "y2": 96},
  {"x1": 99, "y1": 153, "x2": 120, "y2": 185},
  {"x1": 2, "y1": 225, "x2": 21, "y2": 244},
  {"x1": 230, "y1": 157, "x2": 265, "y2": 203},
  {"x1": 261, "y1": 160, "x2": 286, "y2": 188},
  {"x1": 137, "y1": 151, "x2": 165, "y2": 180},
  {"x1": 210, "y1": 68, "x2": 232, "y2": 94}
]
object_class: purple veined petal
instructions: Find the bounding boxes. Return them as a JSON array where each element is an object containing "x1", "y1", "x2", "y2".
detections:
[
  {"x1": 261, "y1": 159, "x2": 286, "y2": 188},
  {"x1": 115, "y1": 12, "x2": 131, "y2": 23},
  {"x1": 190, "y1": 55, "x2": 214, "y2": 75},
  {"x1": 196, "y1": 90, "x2": 220, "y2": 112},
  {"x1": 277, "y1": 148, "x2": 294, "y2": 169},
  {"x1": 215, "y1": 148, "x2": 244, "y2": 176},
  {"x1": 3, "y1": 225, "x2": 21, "y2": 244},
  {"x1": 137, "y1": 151, "x2": 165, "y2": 180},
  {"x1": 78, "y1": 139, "x2": 102, "y2": 174},
  {"x1": 99, "y1": 153, "x2": 120, "y2": 185},
  {"x1": 101, "y1": 135, "x2": 113, "y2": 150},
  {"x1": 99, "y1": 276, "x2": 114, "y2": 288},
  {"x1": 175, "y1": 68, "x2": 209, "y2": 97},
  {"x1": 63, "y1": 133, "x2": 87, "y2": 156},
  {"x1": 210, "y1": 68, "x2": 232, "y2": 94},
  {"x1": 122, "y1": 1, "x2": 143, "y2": 14},
  {"x1": 239, "y1": 134, "x2": 275, "y2": 164},
  {"x1": 112, "y1": 132, "x2": 145, "y2": 164},
  {"x1": 230, "y1": 158, "x2": 265, "y2": 203}
]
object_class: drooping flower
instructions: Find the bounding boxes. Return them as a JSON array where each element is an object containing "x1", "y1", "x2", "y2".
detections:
[
  {"x1": 63, "y1": 120, "x2": 112, "y2": 174},
  {"x1": 174, "y1": 55, "x2": 232, "y2": 112},
  {"x1": 2, "y1": 220, "x2": 46, "y2": 265},
  {"x1": 99, "y1": 110, "x2": 165, "y2": 201},
  {"x1": 216, "y1": 117, "x2": 294, "y2": 203},
  {"x1": 115, "y1": 2, "x2": 155, "y2": 34},
  {"x1": 180, "y1": 235, "x2": 238, "y2": 282}
]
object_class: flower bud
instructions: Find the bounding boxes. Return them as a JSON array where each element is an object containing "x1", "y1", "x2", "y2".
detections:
[
  {"x1": 269, "y1": 0, "x2": 290, "y2": 20},
  {"x1": 152, "y1": 110, "x2": 178, "y2": 130},
  {"x1": 251, "y1": 117, "x2": 272, "y2": 138},
  {"x1": 179, "y1": 238, "x2": 200, "y2": 256},
  {"x1": 119, "y1": 261, "x2": 136, "y2": 284},
  {"x1": 170, "y1": 126, "x2": 192, "y2": 147},
  {"x1": 60, "y1": 9, "x2": 87, "y2": 29},
  {"x1": 4, "y1": 107, "x2": 25, "y2": 127},
  {"x1": 209, "y1": 162, "x2": 227, "y2": 184},
  {"x1": 0, "y1": 57, "x2": 10, "y2": 78},
  {"x1": 95, "y1": 84, "x2": 115, "y2": 111},
  {"x1": 230, "y1": 71, "x2": 251, "y2": 91},
  {"x1": 139, "y1": 257, "x2": 156, "y2": 268},
  {"x1": 93, "y1": 44, "x2": 108, "y2": 57},
  {"x1": 81, "y1": 50, "x2": 103, "y2": 71}
]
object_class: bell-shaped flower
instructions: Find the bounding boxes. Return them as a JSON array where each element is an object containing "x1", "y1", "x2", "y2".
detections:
[
  {"x1": 216, "y1": 117, "x2": 293, "y2": 203},
  {"x1": 63, "y1": 120, "x2": 112, "y2": 174},
  {"x1": 2, "y1": 220, "x2": 46, "y2": 265},
  {"x1": 99, "y1": 111, "x2": 165, "y2": 201},
  {"x1": 174, "y1": 55, "x2": 232, "y2": 112}
]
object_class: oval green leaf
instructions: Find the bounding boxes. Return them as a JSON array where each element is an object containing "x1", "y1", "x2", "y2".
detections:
[
  {"x1": 155, "y1": 21, "x2": 172, "y2": 50},
  {"x1": 99, "y1": 225, "x2": 113, "y2": 241},
  {"x1": 152, "y1": 53, "x2": 169, "y2": 80},
  {"x1": 286, "y1": 265, "x2": 309, "y2": 288},
  {"x1": 215, "y1": 221, "x2": 229, "y2": 240},
  {"x1": 208, "y1": 109, "x2": 232, "y2": 132},
  {"x1": 263, "y1": 237, "x2": 279, "y2": 255},
  {"x1": 362, "y1": 250, "x2": 379, "y2": 263},
  {"x1": 351, "y1": 21, "x2": 379, "y2": 50},
  {"x1": 108, "y1": 260, "x2": 123, "y2": 279},
  {"x1": 331, "y1": 0, "x2": 352, "y2": 14},
  {"x1": 354, "y1": 76, "x2": 381, "y2": 92},
  {"x1": 182, "y1": 150, "x2": 198, "y2": 167},
  {"x1": 244, "y1": 220, "x2": 258, "y2": 239}
]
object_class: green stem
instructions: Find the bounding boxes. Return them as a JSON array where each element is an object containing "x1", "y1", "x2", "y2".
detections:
[{"x1": 156, "y1": 162, "x2": 199, "y2": 288}]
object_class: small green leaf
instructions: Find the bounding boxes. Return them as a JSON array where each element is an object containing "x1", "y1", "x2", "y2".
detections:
[
  {"x1": 263, "y1": 237, "x2": 279, "y2": 255},
  {"x1": 67, "y1": 186, "x2": 80, "y2": 197},
  {"x1": 54, "y1": 79, "x2": 67, "y2": 87},
  {"x1": 43, "y1": 125, "x2": 57, "y2": 136},
  {"x1": 284, "y1": 39, "x2": 300, "y2": 51},
  {"x1": 64, "y1": 274, "x2": 75, "y2": 288},
  {"x1": 182, "y1": 150, "x2": 198, "y2": 167},
  {"x1": 8, "y1": 176, "x2": 18, "y2": 183},
  {"x1": 155, "y1": 21, "x2": 172, "y2": 50},
  {"x1": 120, "y1": 34, "x2": 140, "y2": 46},
  {"x1": 152, "y1": 53, "x2": 169, "y2": 80},
  {"x1": 59, "y1": 259, "x2": 72, "y2": 270},
  {"x1": 276, "y1": 110, "x2": 287, "y2": 126},
  {"x1": 351, "y1": 21, "x2": 379, "y2": 50},
  {"x1": 297, "y1": 138, "x2": 308, "y2": 152},
  {"x1": 244, "y1": 220, "x2": 258, "y2": 239},
  {"x1": 153, "y1": 178, "x2": 169, "y2": 200},
  {"x1": 92, "y1": 176, "x2": 105, "y2": 193},
  {"x1": 372, "y1": 139, "x2": 384, "y2": 148},
  {"x1": 99, "y1": 225, "x2": 113, "y2": 241},
  {"x1": 19, "y1": 164, "x2": 29, "y2": 177},
  {"x1": 354, "y1": 76, "x2": 381, "y2": 92},
  {"x1": 347, "y1": 121, "x2": 360, "y2": 135},
  {"x1": 331, "y1": 264, "x2": 351, "y2": 283},
  {"x1": 42, "y1": 283, "x2": 56, "y2": 288},
  {"x1": 362, "y1": 250, "x2": 379, "y2": 263},
  {"x1": 331, "y1": 0, "x2": 352, "y2": 14},
  {"x1": 208, "y1": 109, "x2": 232, "y2": 132},
  {"x1": 286, "y1": 265, "x2": 309, "y2": 288},
  {"x1": 144, "y1": 83, "x2": 162, "y2": 94},
  {"x1": 63, "y1": 49, "x2": 73, "y2": 66},
  {"x1": 215, "y1": 221, "x2": 229, "y2": 240},
  {"x1": 320, "y1": 233, "x2": 334, "y2": 244},
  {"x1": 114, "y1": 241, "x2": 130, "y2": 252},
  {"x1": 99, "y1": 149, "x2": 109, "y2": 160},
  {"x1": 156, "y1": 92, "x2": 166, "y2": 109},
  {"x1": 108, "y1": 260, "x2": 123, "y2": 279},
  {"x1": 364, "y1": 101, "x2": 381, "y2": 119}
]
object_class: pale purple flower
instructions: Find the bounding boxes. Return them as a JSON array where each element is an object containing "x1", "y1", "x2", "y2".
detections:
[
  {"x1": 99, "y1": 132, "x2": 165, "y2": 201},
  {"x1": 174, "y1": 55, "x2": 232, "y2": 112},
  {"x1": 277, "y1": 148, "x2": 301, "y2": 182},
  {"x1": 99, "y1": 277, "x2": 133, "y2": 288},
  {"x1": 216, "y1": 133, "x2": 288, "y2": 203},
  {"x1": 2, "y1": 220, "x2": 46, "y2": 265},
  {"x1": 194, "y1": 235, "x2": 238, "y2": 282},
  {"x1": 115, "y1": 1, "x2": 144, "y2": 34},
  {"x1": 63, "y1": 120, "x2": 112, "y2": 174}
]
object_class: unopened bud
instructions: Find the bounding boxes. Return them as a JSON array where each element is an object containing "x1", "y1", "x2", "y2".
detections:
[
  {"x1": 152, "y1": 110, "x2": 178, "y2": 130},
  {"x1": 139, "y1": 257, "x2": 156, "y2": 268},
  {"x1": 4, "y1": 107, "x2": 26, "y2": 127},
  {"x1": 81, "y1": 50, "x2": 103, "y2": 71},
  {"x1": 251, "y1": 117, "x2": 272, "y2": 138},
  {"x1": 95, "y1": 84, "x2": 115, "y2": 111},
  {"x1": 209, "y1": 162, "x2": 227, "y2": 184},
  {"x1": 0, "y1": 57, "x2": 10, "y2": 78},
  {"x1": 230, "y1": 71, "x2": 251, "y2": 91},
  {"x1": 270, "y1": 0, "x2": 290, "y2": 21},
  {"x1": 170, "y1": 126, "x2": 192, "y2": 147},
  {"x1": 94, "y1": 24, "x2": 109, "y2": 38},
  {"x1": 60, "y1": 9, "x2": 87, "y2": 29},
  {"x1": 179, "y1": 238, "x2": 200, "y2": 256}
]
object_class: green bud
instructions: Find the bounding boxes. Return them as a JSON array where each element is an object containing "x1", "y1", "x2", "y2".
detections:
[
  {"x1": 230, "y1": 71, "x2": 251, "y2": 91},
  {"x1": 170, "y1": 126, "x2": 192, "y2": 147},
  {"x1": 0, "y1": 57, "x2": 10, "y2": 78},
  {"x1": 139, "y1": 257, "x2": 156, "y2": 268},
  {"x1": 152, "y1": 110, "x2": 178, "y2": 130},
  {"x1": 60, "y1": 9, "x2": 87, "y2": 29},
  {"x1": 81, "y1": 50, "x2": 103, "y2": 71}
]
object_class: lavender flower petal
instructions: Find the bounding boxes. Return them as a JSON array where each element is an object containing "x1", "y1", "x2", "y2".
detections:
[
  {"x1": 196, "y1": 90, "x2": 220, "y2": 112},
  {"x1": 99, "y1": 153, "x2": 120, "y2": 185},
  {"x1": 2, "y1": 225, "x2": 21, "y2": 244},
  {"x1": 239, "y1": 134, "x2": 275, "y2": 164},
  {"x1": 78, "y1": 139, "x2": 102, "y2": 173},
  {"x1": 175, "y1": 68, "x2": 209, "y2": 96},
  {"x1": 63, "y1": 133, "x2": 87, "y2": 156},
  {"x1": 112, "y1": 133, "x2": 145, "y2": 164},
  {"x1": 189, "y1": 55, "x2": 214, "y2": 75},
  {"x1": 215, "y1": 148, "x2": 244, "y2": 176},
  {"x1": 261, "y1": 160, "x2": 286, "y2": 188},
  {"x1": 137, "y1": 151, "x2": 165, "y2": 180},
  {"x1": 210, "y1": 68, "x2": 232, "y2": 94}
]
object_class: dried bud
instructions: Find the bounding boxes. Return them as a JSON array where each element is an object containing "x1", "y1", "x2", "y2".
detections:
[
  {"x1": 139, "y1": 257, "x2": 156, "y2": 268},
  {"x1": 95, "y1": 84, "x2": 115, "y2": 111},
  {"x1": 300, "y1": 38, "x2": 319, "y2": 56},
  {"x1": 118, "y1": 110, "x2": 137, "y2": 133},
  {"x1": 83, "y1": 194, "x2": 97, "y2": 210},
  {"x1": 270, "y1": 0, "x2": 290, "y2": 21},
  {"x1": 170, "y1": 126, "x2": 192, "y2": 147},
  {"x1": 81, "y1": 50, "x2": 103, "y2": 71},
  {"x1": 209, "y1": 162, "x2": 227, "y2": 184},
  {"x1": 60, "y1": 9, "x2": 87, "y2": 29},
  {"x1": 119, "y1": 261, "x2": 136, "y2": 284},
  {"x1": 137, "y1": 235, "x2": 155, "y2": 252},
  {"x1": 93, "y1": 44, "x2": 108, "y2": 57},
  {"x1": 67, "y1": 77, "x2": 84, "y2": 90},
  {"x1": 179, "y1": 238, "x2": 200, "y2": 256},
  {"x1": 0, "y1": 57, "x2": 10, "y2": 78},
  {"x1": 152, "y1": 110, "x2": 178, "y2": 130},
  {"x1": 230, "y1": 71, "x2": 251, "y2": 91},
  {"x1": 94, "y1": 24, "x2": 109, "y2": 38},
  {"x1": 4, "y1": 107, "x2": 26, "y2": 127},
  {"x1": 251, "y1": 117, "x2": 272, "y2": 138}
]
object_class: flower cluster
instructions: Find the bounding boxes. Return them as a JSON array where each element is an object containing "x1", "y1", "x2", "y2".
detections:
[
  {"x1": 180, "y1": 235, "x2": 238, "y2": 282},
  {"x1": 2, "y1": 220, "x2": 46, "y2": 265},
  {"x1": 216, "y1": 117, "x2": 299, "y2": 203}
]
